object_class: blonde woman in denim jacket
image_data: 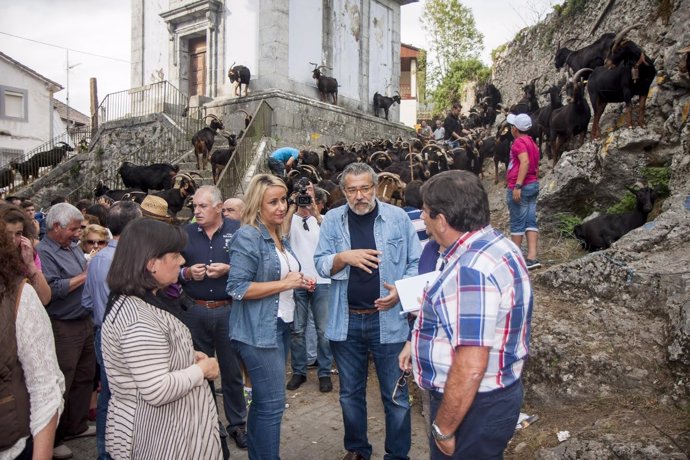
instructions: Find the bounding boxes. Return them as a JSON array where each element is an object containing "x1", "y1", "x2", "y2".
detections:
[{"x1": 226, "y1": 174, "x2": 315, "y2": 459}]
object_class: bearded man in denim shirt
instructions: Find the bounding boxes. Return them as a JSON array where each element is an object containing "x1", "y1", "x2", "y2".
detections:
[{"x1": 315, "y1": 163, "x2": 421, "y2": 460}]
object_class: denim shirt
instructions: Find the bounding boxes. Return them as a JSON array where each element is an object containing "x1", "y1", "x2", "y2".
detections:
[
  {"x1": 314, "y1": 200, "x2": 421, "y2": 344},
  {"x1": 226, "y1": 223, "x2": 299, "y2": 348}
]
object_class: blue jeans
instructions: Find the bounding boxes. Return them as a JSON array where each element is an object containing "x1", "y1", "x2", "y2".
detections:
[
  {"x1": 183, "y1": 303, "x2": 247, "y2": 429},
  {"x1": 233, "y1": 318, "x2": 291, "y2": 460},
  {"x1": 330, "y1": 312, "x2": 411, "y2": 460},
  {"x1": 506, "y1": 181, "x2": 539, "y2": 235},
  {"x1": 267, "y1": 157, "x2": 285, "y2": 177},
  {"x1": 94, "y1": 328, "x2": 112, "y2": 460},
  {"x1": 428, "y1": 379, "x2": 523, "y2": 459},
  {"x1": 290, "y1": 285, "x2": 333, "y2": 378}
]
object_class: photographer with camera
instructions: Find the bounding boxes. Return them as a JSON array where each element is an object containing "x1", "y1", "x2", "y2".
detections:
[{"x1": 282, "y1": 178, "x2": 333, "y2": 392}]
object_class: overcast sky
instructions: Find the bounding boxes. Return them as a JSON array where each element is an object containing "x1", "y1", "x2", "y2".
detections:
[{"x1": 0, "y1": 0, "x2": 558, "y2": 115}]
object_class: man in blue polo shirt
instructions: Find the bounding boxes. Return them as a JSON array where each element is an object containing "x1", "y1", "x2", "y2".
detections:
[
  {"x1": 179, "y1": 185, "x2": 247, "y2": 450},
  {"x1": 267, "y1": 147, "x2": 303, "y2": 177}
]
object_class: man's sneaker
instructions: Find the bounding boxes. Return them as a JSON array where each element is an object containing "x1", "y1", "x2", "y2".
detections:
[
  {"x1": 286, "y1": 374, "x2": 306, "y2": 390},
  {"x1": 64, "y1": 425, "x2": 96, "y2": 440},
  {"x1": 319, "y1": 376, "x2": 333, "y2": 393},
  {"x1": 230, "y1": 426, "x2": 248, "y2": 449},
  {"x1": 53, "y1": 444, "x2": 73, "y2": 459},
  {"x1": 525, "y1": 259, "x2": 542, "y2": 270}
]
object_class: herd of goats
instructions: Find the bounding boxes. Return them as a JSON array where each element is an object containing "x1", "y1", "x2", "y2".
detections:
[{"x1": 3, "y1": 23, "x2": 678, "y2": 252}]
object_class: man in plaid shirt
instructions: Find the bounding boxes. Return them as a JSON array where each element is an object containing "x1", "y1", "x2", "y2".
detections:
[{"x1": 399, "y1": 170, "x2": 533, "y2": 459}]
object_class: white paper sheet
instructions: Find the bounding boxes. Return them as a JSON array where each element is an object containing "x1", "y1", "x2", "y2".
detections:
[{"x1": 394, "y1": 271, "x2": 441, "y2": 313}]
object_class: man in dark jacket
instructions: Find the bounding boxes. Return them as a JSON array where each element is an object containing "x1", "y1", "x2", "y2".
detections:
[{"x1": 443, "y1": 103, "x2": 464, "y2": 148}]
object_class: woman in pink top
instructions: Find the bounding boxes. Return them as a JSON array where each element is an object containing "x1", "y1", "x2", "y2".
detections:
[{"x1": 505, "y1": 113, "x2": 541, "y2": 270}]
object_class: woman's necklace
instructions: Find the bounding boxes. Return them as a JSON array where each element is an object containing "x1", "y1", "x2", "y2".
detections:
[{"x1": 278, "y1": 246, "x2": 292, "y2": 273}]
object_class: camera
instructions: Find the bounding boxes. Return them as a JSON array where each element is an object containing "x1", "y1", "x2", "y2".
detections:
[{"x1": 295, "y1": 178, "x2": 313, "y2": 207}]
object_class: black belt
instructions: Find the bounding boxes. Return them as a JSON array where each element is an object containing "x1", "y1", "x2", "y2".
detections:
[
  {"x1": 194, "y1": 299, "x2": 232, "y2": 308},
  {"x1": 348, "y1": 307, "x2": 379, "y2": 315}
]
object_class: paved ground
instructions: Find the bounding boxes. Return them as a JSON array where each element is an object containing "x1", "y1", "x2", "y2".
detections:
[{"x1": 67, "y1": 364, "x2": 430, "y2": 459}]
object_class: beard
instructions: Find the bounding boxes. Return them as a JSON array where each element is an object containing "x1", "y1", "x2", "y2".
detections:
[{"x1": 348, "y1": 198, "x2": 376, "y2": 216}]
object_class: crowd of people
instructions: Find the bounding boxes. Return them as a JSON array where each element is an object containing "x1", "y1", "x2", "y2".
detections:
[{"x1": 2, "y1": 125, "x2": 537, "y2": 459}]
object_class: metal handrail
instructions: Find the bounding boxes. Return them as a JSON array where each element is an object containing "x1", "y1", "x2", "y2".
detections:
[
  {"x1": 215, "y1": 100, "x2": 274, "y2": 199},
  {"x1": 0, "y1": 127, "x2": 91, "y2": 169},
  {"x1": 95, "y1": 81, "x2": 188, "y2": 124}
]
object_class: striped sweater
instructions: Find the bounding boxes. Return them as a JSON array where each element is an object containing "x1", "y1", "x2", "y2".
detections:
[{"x1": 101, "y1": 295, "x2": 221, "y2": 460}]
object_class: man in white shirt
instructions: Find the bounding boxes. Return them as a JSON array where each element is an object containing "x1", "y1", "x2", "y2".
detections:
[
  {"x1": 433, "y1": 119, "x2": 445, "y2": 141},
  {"x1": 283, "y1": 179, "x2": 333, "y2": 392}
]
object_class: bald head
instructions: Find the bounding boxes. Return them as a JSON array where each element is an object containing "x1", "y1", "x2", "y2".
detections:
[{"x1": 222, "y1": 198, "x2": 245, "y2": 221}]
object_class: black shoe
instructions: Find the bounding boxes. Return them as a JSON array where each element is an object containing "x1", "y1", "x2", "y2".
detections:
[
  {"x1": 229, "y1": 426, "x2": 248, "y2": 449},
  {"x1": 319, "y1": 376, "x2": 333, "y2": 393},
  {"x1": 286, "y1": 374, "x2": 306, "y2": 390}
]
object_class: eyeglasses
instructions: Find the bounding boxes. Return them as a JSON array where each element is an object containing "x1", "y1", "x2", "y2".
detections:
[
  {"x1": 86, "y1": 239, "x2": 107, "y2": 246},
  {"x1": 344, "y1": 184, "x2": 375, "y2": 196},
  {"x1": 302, "y1": 216, "x2": 310, "y2": 231},
  {"x1": 392, "y1": 369, "x2": 411, "y2": 407}
]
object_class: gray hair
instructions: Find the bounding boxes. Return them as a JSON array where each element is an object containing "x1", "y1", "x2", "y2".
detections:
[
  {"x1": 195, "y1": 185, "x2": 223, "y2": 205},
  {"x1": 46, "y1": 202, "x2": 83, "y2": 228},
  {"x1": 340, "y1": 163, "x2": 378, "y2": 190}
]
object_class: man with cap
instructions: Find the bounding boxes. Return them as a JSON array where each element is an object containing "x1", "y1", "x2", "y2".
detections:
[
  {"x1": 505, "y1": 113, "x2": 541, "y2": 270},
  {"x1": 179, "y1": 185, "x2": 247, "y2": 449},
  {"x1": 139, "y1": 195, "x2": 174, "y2": 222}
]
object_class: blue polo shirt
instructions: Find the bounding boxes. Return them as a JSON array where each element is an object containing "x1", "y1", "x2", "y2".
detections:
[
  {"x1": 270, "y1": 147, "x2": 299, "y2": 163},
  {"x1": 181, "y1": 218, "x2": 240, "y2": 301}
]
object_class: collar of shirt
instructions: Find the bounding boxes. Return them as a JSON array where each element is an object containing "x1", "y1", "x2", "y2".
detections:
[{"x1": 441, "y1": 225, "x2": 493, "y2": 267}]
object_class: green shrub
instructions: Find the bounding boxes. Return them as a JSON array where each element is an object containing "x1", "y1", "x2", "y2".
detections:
[
  {"x1": 606, "y1": 192, "x2": 637, "y2": 214},
  {"x1": 555, "y1": 212, "x2": 583, "y2": 238},
  {"x1": 642, "y1": 166, "x2": 671, "y2": 197}
]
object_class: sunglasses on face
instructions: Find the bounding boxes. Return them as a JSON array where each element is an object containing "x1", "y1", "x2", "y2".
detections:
[{"x1": 86, "y1": 239, "x2": 107, "y2": 247}]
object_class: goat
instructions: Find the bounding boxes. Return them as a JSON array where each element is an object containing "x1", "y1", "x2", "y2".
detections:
[
  {"x1": 321, "y1": 143, "x2": 357, "y2": 176},
  {"x1": 192, "y1": 114, "x2": 224, "y2": 170},
  {"x1": 93, "y1": 181, "x2": 146, "y2": 203},
  {"x1": 573, "y1": 185, "x2": 657, "y2": 251},
  {"x1": 210, "y1": 132, "x2": 238, "y2": 184},
  {"x1": 118, "y1": 162, "x2": 179, "y2": 194},
  {"x1": 554, "y1": 33, "x2": 616, "y2": 74},
  {"x1": 535, "y1": 84, "x2": 564, "y2": 159},
  {"x1": 228, "y1": 63, "x2": 251, "y2": 97},
  {"x1": 309, "y1": 63, "x2": 338, "y2": 104},
  {"x1": 152, "y1": 172, "x2": 200, "y2": 216},
  {"x1": 587, "y1": 24, "x2": 656, "y2": 138},
  {"x1": 509, "y1": 79, "x2": 539, "y2": 115},
  {"x1": 372, "y1": 91, "x2": 401, "y2": 120},
  {"x1": 11, "y1": 141, "x2": 74, "y2": 184},
  {"x1": 548, "y1": 68, "x2": 592, "y2": 167},
  {"x1": 0, "y1": 164, "x2": 16, "y2": 190}
]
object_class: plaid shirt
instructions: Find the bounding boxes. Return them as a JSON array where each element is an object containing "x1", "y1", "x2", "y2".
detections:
[{"x1": 411, "y1": 226, "x2": 533, "y2": 393}]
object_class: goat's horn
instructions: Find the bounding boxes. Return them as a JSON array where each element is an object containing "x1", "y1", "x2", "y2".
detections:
[
  {"x1": 613, "y1": 23, "x2": 644, "y2": 48},
  {"x1": 571, "y1": 68, "x2": 592, "y2": 83},
  {"x1": 309, "y1": 62, "x2": 318, "y2": 67},
  {"x1": 230, "y1": 61, "x2": 236, "y2": 68}
]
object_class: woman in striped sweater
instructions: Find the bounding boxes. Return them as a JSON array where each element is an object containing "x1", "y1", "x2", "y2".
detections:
[{"x1": 101, "y1": 218, "x2": 222, "y2": 460}]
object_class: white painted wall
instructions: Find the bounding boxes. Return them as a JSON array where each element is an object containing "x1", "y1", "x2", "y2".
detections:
[
  {"x1": 223, "y1": 1, "x2": 259, "y2": 97},
  {"x1": 400, "y1": 99, "x2": 416, "y2": 128},
  {"x1": 143, "y1": 0, "x2": 169, "y2": 85},
  {"x1": 368, "y1": 1, "x2": 392, "y2": 100},
  {"x1": 288, "y1": 0, "x2": 323, "y2": 85},
  {"x1": 0, "y1": 59, "x2": 55, "y2": 156},
  {"x1": 332, "y1": 0, "x2": 361, "y2": 100}
]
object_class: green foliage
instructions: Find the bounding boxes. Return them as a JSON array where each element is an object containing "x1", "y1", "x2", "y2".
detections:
[
  {"x1": 555, "y1": 212, "x2": 583, "y2": 238},
  {"x1": 555, "y1": 0, "x2": 588, "y2": 18},
  {"x1": 429, "y1": 58, "x2": 491, "y2": 112},
  {"x1": 421, "y1": 0, "x2": 484, "y2": 86},
  {"x1": 606, "y1": 192, "x2": 637, "y2": 214},
  {"x1": 642, "y1": 166, "x2": 671, "y2": 197},
  {"x1": 491, "y1": 44, "x2": 508, "y2": 63}
]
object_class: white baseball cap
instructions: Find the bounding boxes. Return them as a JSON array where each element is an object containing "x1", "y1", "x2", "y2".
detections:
[{"x1": 506, "y1": 113, "x2": 532, "y2": 131}]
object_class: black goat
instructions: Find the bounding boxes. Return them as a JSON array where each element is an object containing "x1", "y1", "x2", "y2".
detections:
[
  {"x1": 310, "y1": 63, "x2": 338, "y2": 104},
  {"x1": 587, "y1": 24, "x2": 656, "y2": 138},
  {"x1": 548, "y1": 68, "x2": 592, "y2": 167},
  {"x1": 11, "y1": 141, "x2": 74, "y2": 184},
  {"x1": 151, "y1": 173, "x2": 200, "y2": 216},
  {"x1": 554, "y1": 33, "x2": 616, "y2": 74},
  {"x1": 0, "y1": 165, "x2": 16, "y2": 190},
  {"x1": 573, "y1": 186, "x2": 657, "y2": 251},
  {"x1": 118, "y1": 162, "x2": 179, "y2": 194},
  {"x1": 373, "y1": 92, "x2": 401, "y2": 120},
  {"x1": 210, "y1": 132, "x2": 238, "y2": 184},
  {"x1": 510, "y1": 80, "x2": 539, "y2": 115},
  {"x1": 228, "y1": 63, "x2": 251, "y2": 97},
  {"x1": 93, "y1": 181, "x2": 146, "y2": 203},
  {"x1": 192, "y1": 114, "x2": 224, "y2": 170},
  {"x1": 535, "y1": 84, "x2": 564, "y2": 159},
  {"x1": 322, "y1": 143, "x2": 357, "y2": 176}
]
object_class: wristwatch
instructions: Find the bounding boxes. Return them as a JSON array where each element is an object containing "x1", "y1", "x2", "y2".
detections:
[
  {"x1": 514, "y1": 183, "x2": 522, "y2": 190},
  {"x1": 431, "y1": 421, "x2": 454, "y2": 441}
]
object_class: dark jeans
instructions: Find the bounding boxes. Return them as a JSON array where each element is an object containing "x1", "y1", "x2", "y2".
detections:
[
  {"x1": 94, "y1": 328, "x2": 112, "y2": 460},
  {"x1": 330, "y1": 312, "x2": 411, "y2": 460},
  {"x1": 232, "y1": 318, "x2": 291, "y2": 460},
  {"x1": 428, "y1": 379, "x2": 523, "y2": 459},
  {"x1": 290, "y1": 285, "x2": 333, "y2": 378},
  {"x1": 52, "y1": 317, "x2": 96, "y2": 445},
  {"x1": 267, "y1": 157, "x2": 286, "y2": 177},
  {"x1": 183, "y1": 302, "x2": 247, "y2": 430}
]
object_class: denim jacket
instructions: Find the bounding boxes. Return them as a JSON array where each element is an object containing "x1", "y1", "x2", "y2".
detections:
[
  {"x1": 226, "y1": 223, "x2": 299, "y2": 348},
  {"x1": 314, "y1": 200, "x2": 421, "y2": 343}
]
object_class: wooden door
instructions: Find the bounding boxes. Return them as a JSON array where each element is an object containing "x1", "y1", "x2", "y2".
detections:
[{"x1": 189, "y1": 37, "x2": 207, "y2": 96}]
